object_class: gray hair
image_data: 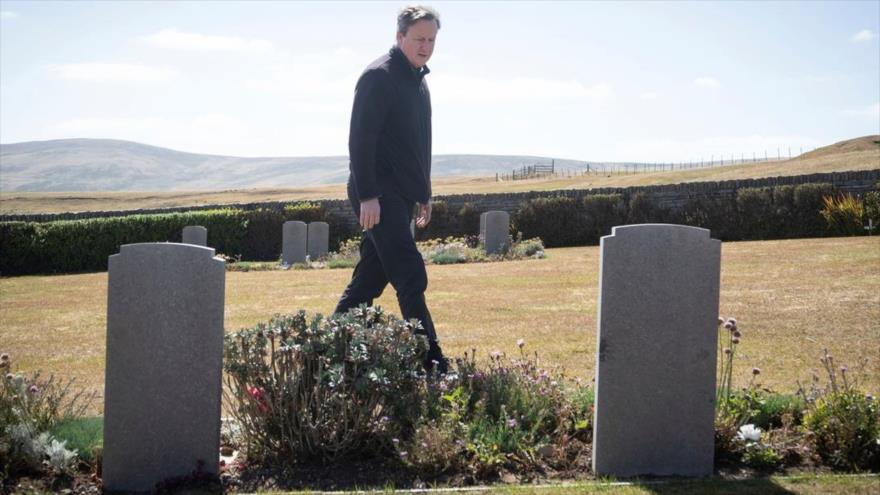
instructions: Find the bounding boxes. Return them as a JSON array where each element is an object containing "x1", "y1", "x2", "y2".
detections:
[{"x1": 397, "y1": 5, "x2": 440, "y2": 35}]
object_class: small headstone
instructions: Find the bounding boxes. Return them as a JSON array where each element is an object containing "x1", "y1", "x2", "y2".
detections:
[
  {"x1": 307, "y1": 221, "x2": 329, "y2": 260},
  {"x1": 282, "y1": 221, "x2": 308, "y2": 264},
  {"x1": 181, "y1": 225, "x2": 207, "y2": 246},
  {"x1": 480, "y1": 211, "x2": 510, "y2": 255},
  {"x1": 103, "y1": 243, "x2": 225, "y2": 492},
  {"x1": 592, "y1": 224, "x2": 720, "y2": 477}
]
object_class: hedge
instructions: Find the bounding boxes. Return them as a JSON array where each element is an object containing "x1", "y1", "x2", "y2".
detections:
[
  {"x1": 1, "y1": 181, "x2": 874, "y2": 275},
  {"x1": 0, "y1": 204, "x2": 354, "y2": 275},
  {"x1": 512, "y1": 182, "x2": 858, "y2": 247}
]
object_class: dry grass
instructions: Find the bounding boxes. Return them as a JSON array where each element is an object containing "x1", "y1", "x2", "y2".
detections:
[
  {"x1": 2, "y1": 149, "x2": 877, "y2": 215},
  {"x1": 0, "y1": 237, "x2": 877, "y2": 414}
]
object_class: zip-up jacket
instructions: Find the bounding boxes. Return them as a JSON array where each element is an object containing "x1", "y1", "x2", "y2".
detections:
[{"x1": 348, "y1": 46, "x2": 432, "y2": 205}]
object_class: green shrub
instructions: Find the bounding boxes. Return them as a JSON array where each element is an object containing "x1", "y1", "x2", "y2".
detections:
[
  {"x1": 862, "y1": 187, "x2": 879, "y2": 232},
  {"x1": 49, "y1": 416, "x2": 103, "y2": 464},
  {"x1": 0, "y1": 209, "x2": 248, "y2": 275},
  {"x1": 223, "y1": 307, "x2": 428, "y2": 463},
  {"x1": 804, "y1": 390, "x2": 879, "y2": 471},
  {"x1": 751, "y1": 393, "x2": 805, "y2": 430},
  {"x1": 742, "y1": 439, "x2": 784, "y2": 470},
  {"x1": 325, "y1": 236, "x2": 362, "y2": 269},
  {"x1": 737, "y1": 188, "x2": 777, "y2": 239},
  {"x1": 799, "y1": 350, "x2": 880, "y2": 471},
  {"x1": 627, "y1": 191, "x2": 669, "y2": 224},
  {"x1": 410, "y1": 345, "x2": 593, "y2": 476},
  {"x1": 680, "y1": 195, "x2": 739, "y2": 241},
  {"x1": 792, "y1": 183, "x2": 835, "y2": 237},
  {"x1": 0, "y1": 353, "x2": 96, "y2": 476},
  {"x1": 513, "y1": 194, "x2": 624, "y2": 248},
  {"x1": 582, "y1": 194, "x2": 627, "y2": 244},
  {"x1": 820, "y1": 194, "x2": 865, "y2": 236}
]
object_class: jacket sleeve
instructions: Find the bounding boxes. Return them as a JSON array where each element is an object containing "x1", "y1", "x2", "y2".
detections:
[{"x1": 349, "y1": 69, "x2": 392, "y2": 201}]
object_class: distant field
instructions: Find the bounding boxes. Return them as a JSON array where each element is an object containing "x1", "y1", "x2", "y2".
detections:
[
  {"x1": 0, "y1": 236, "x2": 876, "y2": 414},
  {"x1": 1, "y1": 148, "x2": 877, "y2": 215}
]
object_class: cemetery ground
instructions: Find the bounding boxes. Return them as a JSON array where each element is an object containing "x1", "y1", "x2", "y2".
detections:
[
  {"x1": 1, "y1": 236, "x2": 877, "y2": 404},
  {"x1": 1, "y1": 236, "x2": 878, "y2": 493}
]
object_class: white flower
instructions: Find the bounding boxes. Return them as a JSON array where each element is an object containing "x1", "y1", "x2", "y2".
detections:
[{"x1": 737, "y1": 424, "x2": 762, "y2": 442}]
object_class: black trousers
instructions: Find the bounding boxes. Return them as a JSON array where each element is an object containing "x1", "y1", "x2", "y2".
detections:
[{"x1": 334, "y1": 191, "x2": 444, "y2": 363}]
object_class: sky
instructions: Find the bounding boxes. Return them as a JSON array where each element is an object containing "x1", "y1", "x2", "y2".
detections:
[{"x1": 0, "y1": 0, "x2": 878, "y2": 163}]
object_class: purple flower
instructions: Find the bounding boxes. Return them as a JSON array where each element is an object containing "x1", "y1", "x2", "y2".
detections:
[
  {"x1": 490, "y1": 350, "x2": 502, "y2": 360},
  {"x1": 517, "y1": 339, "x2": 525, "y2": 349},
  {"x1": 506, "y1": 418, "x2": 518, "y2": 428},
  {"x1": 28, "y1": 384, "x2": 39, "y2": 394}
]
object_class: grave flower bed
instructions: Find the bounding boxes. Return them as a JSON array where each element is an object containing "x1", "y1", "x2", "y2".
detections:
[
  {"x1": 223, "y1": 234, "x2": 546, "y2": 271},
  {"x1": 1, "y1": 313, "x2": 877, "y2": 493}
]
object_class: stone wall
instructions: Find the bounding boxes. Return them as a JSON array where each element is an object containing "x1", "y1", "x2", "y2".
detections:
[{"x1": 3, "y1": 170, "x2": 878, "y2": 227}]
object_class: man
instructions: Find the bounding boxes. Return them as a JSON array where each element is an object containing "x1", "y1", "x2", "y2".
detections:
[{"x1": 334, "y1": 6, "x2": 447, "y2": 374}]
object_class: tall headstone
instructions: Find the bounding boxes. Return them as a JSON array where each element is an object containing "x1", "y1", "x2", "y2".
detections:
[
  {"x1": 181, "y1": 225, "x2": 207, "y2": 246},
  {"x1": 480, "y1": 211, "x2": 510, "y2": 255},
  {"x1": 103, "y1": 243, "x2": 225, "y2": 492},
  {"x1": 282, "y1": 221, "x2": 308, "y2": 264},
  {"x1": 592, "y1": 224, "x2": 720, "y2": 477},
  {"x1": 307, "y1": 221, "x2": 329, "y2": 260}
]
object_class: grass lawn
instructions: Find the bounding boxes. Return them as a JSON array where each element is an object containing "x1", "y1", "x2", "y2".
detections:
[
  {"x1": 0, "y1": 236, "x2": 877, "y2": 414},
  {"x1": 474, "y1": 475, "x2": 880, "y2": 494}
]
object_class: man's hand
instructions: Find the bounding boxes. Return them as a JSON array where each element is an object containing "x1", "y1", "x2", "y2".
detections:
[
  {"x1": 360, "y1": 198, "x2": 381, "y2": 230},
  {"x1": 416, "y1": 201, "x2": 432, "y2": 229}
]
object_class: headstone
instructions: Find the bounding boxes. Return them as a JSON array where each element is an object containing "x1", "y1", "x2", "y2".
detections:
[
  {"x1": 480, "y1": 211, "x2": 510, "y2": 255},
  {"x1": 103, "y1": 243, "x2": 225, "y2": 492},
  {"x1": 181, "y1": 225, "x2": 207, "y2": 246},
  {"x1": 282, "y1": 221, "x2": 308, "y2": 264},
  {"x1": 592, "y1": 224, "x2": 720, "y2": 477},
  {"x1": 307, "y1": 221, "x2": 329, "y2": 260}
]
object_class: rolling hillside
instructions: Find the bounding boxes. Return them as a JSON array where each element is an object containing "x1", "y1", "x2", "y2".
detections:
[
  {"x1": 0, "y1": 136, "x2": 877, "y2": 214},
  {"x1": 0, "y1": 138, "x2": 588, "y2": 193}
]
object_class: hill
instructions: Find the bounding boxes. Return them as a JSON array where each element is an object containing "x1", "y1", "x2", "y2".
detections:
[
  {"x1": 0, "y1": 136, "x2": 877, "y2": 214},
  {"x1": 800, "y1": 135, "x2": 880, "y2": 159},
  {"x1": 0, "y1": 138, "x2": 587, "y2": 193}
]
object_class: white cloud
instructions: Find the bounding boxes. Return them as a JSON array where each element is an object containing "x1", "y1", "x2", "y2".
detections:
[
  {"x1": 140, "y1": 28, "x2": 274, "y2": 54},
  {"x1": 842, "y1": 102, "x2": 880, "y2": 118},
  {"x1": 431, "y1": 74, "x2": 613, "y2": 104},
  {"x1": 639, "y1": 91, "x2": 659, "y2": 100},
  {"x1": 693, "y1": 77, "x2": 721, "y2": 88},
  {"x1": 850, "y1": 29, "x2": 877, "y2": 43},
  {"x1": 46, "y1": 63, "x2": 177, "y2": 83},
  {"x1": 0, "y1": 11, "x2": 18, "y2": 19},
  {"x1": 244, "y1": 48, "x2": 361, "y2": 113}
]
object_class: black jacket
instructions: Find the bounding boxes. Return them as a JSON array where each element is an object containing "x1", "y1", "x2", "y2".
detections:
[{"x1": 348, "y1": 47, "x2": 432, "y2": 204}]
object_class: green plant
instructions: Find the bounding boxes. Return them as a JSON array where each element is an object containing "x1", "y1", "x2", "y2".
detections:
[
  {"x1": 863, "y1": 187, "x2": 880, "y2": 233},
  {"x1": 49, "y1": 416, "x2": 103, "y2": 464},
  {"x1": 751, "y1": 393, "x2": 805, "y2": 430},
  {"x1": 820, "y1": 194, "x2": 865, "y2": 236},
  {"x1": 0, "y1": 353, "x2": 96, "y2": 477},
  {"x1": 799, "y1": 350, "x2": 879, "y2": 471},
  {"x1": 742, "y1": 438, "x2": 784, "y2": 470},
  {"x1": 223, "y1": 307, "x2": 428, "y2": 464}
]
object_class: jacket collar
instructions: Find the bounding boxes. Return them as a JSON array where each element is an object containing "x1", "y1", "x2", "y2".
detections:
[{"x1": 389, "y1": 46, "x2": 430, "y2": 81}]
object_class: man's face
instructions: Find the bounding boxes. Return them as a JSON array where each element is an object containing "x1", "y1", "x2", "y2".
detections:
[{"x1": 396, "y1": 19, "x2": 438, "y2": 69}]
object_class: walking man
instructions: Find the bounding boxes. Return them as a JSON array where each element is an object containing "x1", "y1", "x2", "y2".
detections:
[{"x1": 334, "y1": 5, "x2": 447, "y2": 374}]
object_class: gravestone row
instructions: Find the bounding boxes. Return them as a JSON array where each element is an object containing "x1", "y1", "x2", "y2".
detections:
[
  {"x1": 102, "y1": 223, "x2": 720, "y2": 491},
  {"x1": 179, "y1": 222, "x2": 330, "y2": 264}
]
